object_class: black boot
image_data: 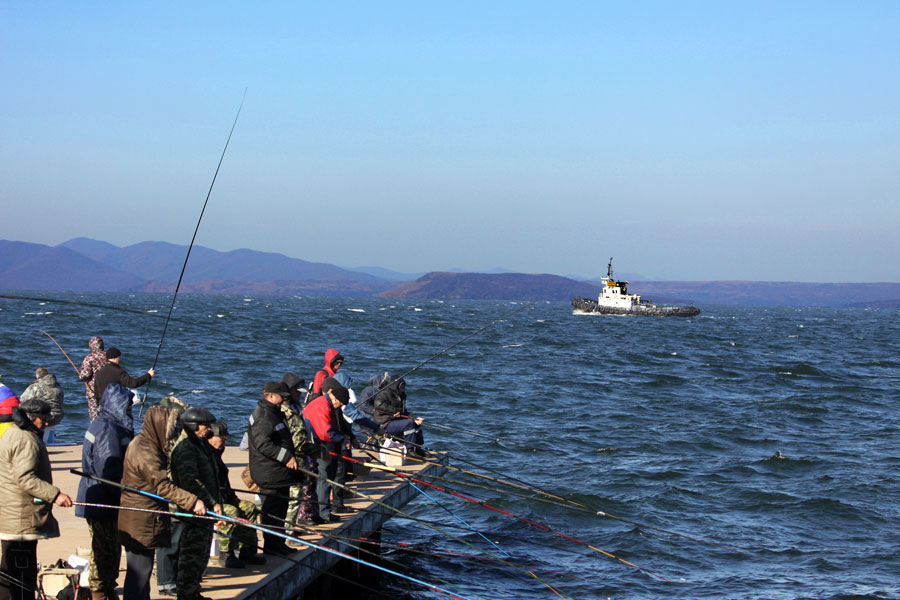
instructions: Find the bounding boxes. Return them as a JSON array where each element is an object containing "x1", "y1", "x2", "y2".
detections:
[
  {"x1": 239, "y1": 548, "x2": 268, "y2": 565},
  {"x1": 218, "y1": 551, "x2": 245, "y2": 569}
]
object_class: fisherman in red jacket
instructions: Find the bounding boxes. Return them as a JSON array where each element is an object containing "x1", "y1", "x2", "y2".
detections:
[
  {"x1": 302, "y1": 377, "x2": 349, "y2": 522},
  {"x1": 312, "y1": 349, "x2": 343, "y2": 395}
]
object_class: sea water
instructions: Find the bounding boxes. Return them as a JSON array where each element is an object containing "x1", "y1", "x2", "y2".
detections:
[{"x1": 1, "y1": 293, "x2": 898, "y2": 599}]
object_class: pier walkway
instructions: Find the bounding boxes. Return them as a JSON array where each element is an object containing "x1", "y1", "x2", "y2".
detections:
[{"x1": 40, "y1": 444, "x2": 447, "y2": 599}]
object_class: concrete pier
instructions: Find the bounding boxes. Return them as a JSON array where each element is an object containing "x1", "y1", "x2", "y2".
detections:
[{"x1": 40, "y1": 444, "x2": 447, "y2": 599}]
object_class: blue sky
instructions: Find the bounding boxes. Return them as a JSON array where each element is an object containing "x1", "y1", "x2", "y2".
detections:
[{"x1": 2, "y1": 2, "x2": 898, "y2": 282}]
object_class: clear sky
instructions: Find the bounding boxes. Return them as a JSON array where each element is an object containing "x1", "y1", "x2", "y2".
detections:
[{"x1": 2, "y1": 2, "x2": 898, "y2": 282}]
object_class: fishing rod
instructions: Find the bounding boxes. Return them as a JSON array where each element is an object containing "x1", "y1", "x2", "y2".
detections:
[
  {"x1": 140, "y1": 90, "x2": 247, "y2": 418},
  {"x1": 71, "y1": 469, "x2": 492, "y2": 600},
  {"x1": 36, "y1": 329, "x2": 90, "y2": 392},
  {"x1": 3, "y1": 295, "x2": 228, "y2": 334},
  {"x1": 332, "y1": 450, "x2": 671, "y2": 583},
  {"x1": 288, "y1": 462, "x2": 576, "y2": 599}
]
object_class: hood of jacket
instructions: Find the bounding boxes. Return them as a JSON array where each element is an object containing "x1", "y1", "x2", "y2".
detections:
[
  {"x1": 98, "y1": 383, "x2": 135, "y2": 432},
  {"x1": 324, "y1": 348, "x2": 342, "y2": 372},
  {"x1": 140, "y1": 406, "x2": 182, "y2": 458},
  {"x1": 89, "y1": 336, "x2": 104, "y2": 353}
]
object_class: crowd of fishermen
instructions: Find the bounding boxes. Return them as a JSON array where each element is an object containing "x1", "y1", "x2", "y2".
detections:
[{"x1": 0, "y1": 338, "x2": 425, "y2": 600}]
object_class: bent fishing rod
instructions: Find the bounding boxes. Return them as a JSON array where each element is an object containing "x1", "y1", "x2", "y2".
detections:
[
  {"x1": 70, "y1": 469, "x2": 485, "y2": 600},
  {"x1": 141, "y1": 90, "x2": 247, "y2": 416},
  {"x1": 36, "y1": 329, "x2": 90, "y2": 393}
]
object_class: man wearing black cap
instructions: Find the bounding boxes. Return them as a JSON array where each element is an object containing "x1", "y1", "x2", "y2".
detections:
[
  {"x1": 0, "y1": 399, "x2": 73, "y2": 600},
  {"x1": 169, "y1": 406, "x2": 221, "y2": 599},
  {"x1": 92, "y1": 347, "x2": 155, "y2": 409},
  {"x1": 248, "y1": 382, "x2": 298, "y2": 556},
  {"x1": 302, "y1": 377, "x2": 351, "y2": 523},
  {"x1": 207, "y1": 421, "x2": 264, "y2": 569},
  {"x1": 279, "y1": 374, "x2": 320, "y2": 527}
]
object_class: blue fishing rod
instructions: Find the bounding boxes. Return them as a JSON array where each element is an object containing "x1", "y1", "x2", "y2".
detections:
[
  {"x1": 140, "y1": 90, "x2": 246, "y2": 416},
  {"x1": 71, "y1": 469, "x2": 486, "y2": 600}
]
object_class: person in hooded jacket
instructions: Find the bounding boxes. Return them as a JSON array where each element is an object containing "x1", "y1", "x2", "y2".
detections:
[
  {"x1": 118, "y1": 406, "x2": 205, "y2": 600},
  {"x1": 0, "y1": 379, "x2": 20, "y2": 440},
  {"x1": 0, "y1": 398, "x2": 73, "y2": 600},
  {"x1": 357, "y1": 372, "x2": 388, "y2": 422},
  {"x1": 312, "y1": 348, "x2": 343, "y2": 395},
  {"x1": 248, "y1": 382, "x2": 299, "y2": 556},
  {"x1": 19, "y1": 367, "x2": 64, "y2": 443},
  {"x1": 75, "y1": 383, "x2": 135, "y2": 600},
  {"x1": 78, "y1": 337, "x2": 107, "y2": 421}
]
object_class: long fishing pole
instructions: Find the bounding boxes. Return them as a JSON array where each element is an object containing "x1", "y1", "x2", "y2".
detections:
[
  {"x1": 71, "y1": 469, "x2": 490, "y2": 600},
  {"x1": 333, "y1": 450, "x2": 671, "y2": 583},
  {"x1": 36, "y1": 329, "x2": 90, "y2": 392},
  {"x1": 141, "y1": 90, "x2": 247, "y2": 415}
]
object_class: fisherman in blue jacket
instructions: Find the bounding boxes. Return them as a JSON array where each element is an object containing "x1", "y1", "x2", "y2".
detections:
[{"x1": 75, "y1": 383, "x2": 135, "y2": 600}]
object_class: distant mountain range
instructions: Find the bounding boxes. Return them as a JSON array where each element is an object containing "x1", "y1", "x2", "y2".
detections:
[{"x1": 2, "y1": 238, "x2": 899, "y2": 307}]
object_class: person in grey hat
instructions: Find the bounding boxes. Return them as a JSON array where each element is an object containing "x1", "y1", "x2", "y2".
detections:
[{"x1": 0, "y1": 398, "x2": 73, "y2": 600}]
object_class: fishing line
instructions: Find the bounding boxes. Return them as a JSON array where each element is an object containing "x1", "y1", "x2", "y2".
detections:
[
  {"x1": 370, "y1": 438, "x2": 762, "y2": 560},
  {"x1": 72, "y1": 501, "x2": 403, "y2": 600},
  {"x1": 359, "y1": 446, "x2": 511, "y2": 559},
  {"x1": 142, "y1": 89, "x2": 247, "y2": 415},
  {"x1": 72, "y1": 469, "x2": 497, "y2": 600},
  {"x1": 289, "y1": 462, "x2": 576, "y2": 599},
  {"x1": 334, "y1": 450, "x2": 671, "y2": 583},
  {"x1": 3, "y1": 295, "x2": 227, "y2": 334}
]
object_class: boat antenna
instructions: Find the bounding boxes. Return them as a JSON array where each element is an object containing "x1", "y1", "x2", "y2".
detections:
[
  {"x1": 607, "y1": 256, "x2": 613, "y2": 280},
  {"x1": 140, "y1": 88, "x2": 247, "y2": 416}
]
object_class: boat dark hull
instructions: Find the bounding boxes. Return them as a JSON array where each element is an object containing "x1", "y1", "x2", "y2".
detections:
[{"x1": 571, "y1": 297, "x2": 700, "y2": 317}]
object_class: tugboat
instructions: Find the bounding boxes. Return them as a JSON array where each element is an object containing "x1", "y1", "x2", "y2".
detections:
[{"x1": 572, "y1": 258, "x2": 700, "y2": 317}]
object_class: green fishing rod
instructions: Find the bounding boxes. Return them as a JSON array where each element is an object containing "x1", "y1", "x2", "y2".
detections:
[{"x1": 141, "y1": 90, "x2": 246, "y2": 417}]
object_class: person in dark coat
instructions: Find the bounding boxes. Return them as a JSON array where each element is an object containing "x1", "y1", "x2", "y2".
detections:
[
  {"x1": 118, "y1": 406, "x2": 204, "y2": 600},
  {"x1": 75, "y1": 384, "x2": 135, "y2": 600},
  {"x1": 375, "y1": 376, "x2": 426, "y2": 457},
  {"x1": 169, "y1": 407, "x2": 221, "y2": 600},
  {"x1": 0, "y1": 399, "x2": 73, "y2": 600},
  {"x1": 92, "y1": 347, "x2": 155, "y2": 410},
  {"x1": 248, "y1": 382, "x2": 298, "y2": 556}
]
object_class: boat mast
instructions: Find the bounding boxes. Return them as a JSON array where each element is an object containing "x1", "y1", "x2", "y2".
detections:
[{"x1": 607, "y1": 257, "x2": 614, "y2": 280}]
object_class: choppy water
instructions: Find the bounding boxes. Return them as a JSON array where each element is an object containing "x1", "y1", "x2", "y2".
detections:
[{"x1": 1, "y1": 293, "x2": 898, "y2": 599}]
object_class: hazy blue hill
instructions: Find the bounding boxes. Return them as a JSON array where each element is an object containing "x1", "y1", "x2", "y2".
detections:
[
  {"x1": 57, "y1": 237, "x2": 120, "y2": 261},
  {"x1": 377, "y1": 272, "x2": 601, "y2": 301},
  {"x1": 0, "y1": 240, "x2": 145, "y2": 291},
  {"x1": 58, "y1": 238, "x2": 385, "y2": 284}
]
